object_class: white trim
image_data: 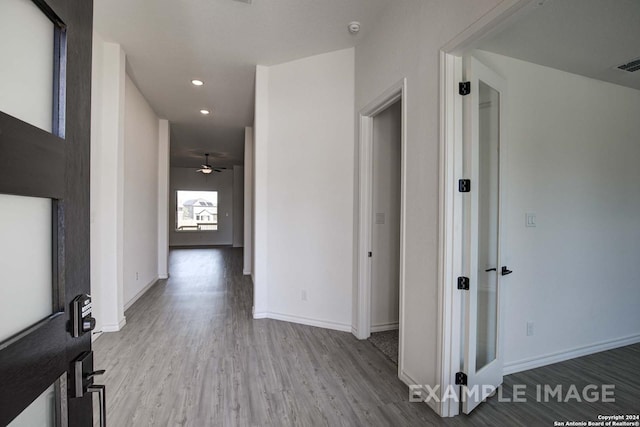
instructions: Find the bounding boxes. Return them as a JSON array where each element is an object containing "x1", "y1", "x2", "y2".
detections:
[
  {"x1": 102, "y1": 316, "x2": 126, "y2": 332},
  {"x1": 504, "y1": 334, "x2": 640, "y2": 375},
  {"x1": 124, "y1": 277, "x2": 159, "y2": 311},
  {"x1": 371, "y1": 322, "x2": 399, "y2": 333},
  {"x1": 159, "y1": 274, "x2": 169, "y2": 280},
  {"x1": 262, "y1": 312, "x2": 352, "y2": 332},
  {"x1": 436, "y1": 51, "x2": 464, "y2": 418},
  {"x1": 441, "y1": 0, "x2": 536, "y2": 55},
  {"x1": 354, "y1": 79, "x2": 407, "y2": 360},
  {"x1": 243, "y1": 270, "x2": 251, "y2": 276},
  {"x1": 398, "y1": 369, "x2": 440, "y2": 415}
]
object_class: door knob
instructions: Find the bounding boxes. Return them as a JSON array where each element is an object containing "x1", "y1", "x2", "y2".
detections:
[{"x1": 501, "y1": 266, "x2": 513, "y2": 276}]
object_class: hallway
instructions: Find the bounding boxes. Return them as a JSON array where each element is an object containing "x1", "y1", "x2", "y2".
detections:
[
  {"x1": 94, "y1": 248, "x2": 640, "y2": 426},
  {"x1": 93, "y1": 248, "x2": 442, "y2": 426}
]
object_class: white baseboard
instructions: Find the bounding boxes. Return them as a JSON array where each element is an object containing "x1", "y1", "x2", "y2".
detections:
[
  {"x1": 504, "y1": 333, "x2": 640, "y2": 375},
  {"x1": 371, "y1": 322, "x2": 399, "y2": 333},
  {"x1": 102, "y1": 316, "x2": 126, "y2": 332},
  {"x1": 243, "y1": 269, "x2": 251, "y2": 276},
  {"x1": 124, "y1": 277, "x2": 159, "y2": 311},
  {"x1": 399, "y1": 369, "x2": 442, "y2": 416},
  {"x1": 159, "y1": 274, "x2": 169, "y2": 280},
  {"x1": 257, "y1": 311, "x2": 351, "y2": 332}
]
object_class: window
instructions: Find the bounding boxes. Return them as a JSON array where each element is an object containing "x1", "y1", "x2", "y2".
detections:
[{"x1": 176, "y1": 190, "x2": 218, "y2": 231}]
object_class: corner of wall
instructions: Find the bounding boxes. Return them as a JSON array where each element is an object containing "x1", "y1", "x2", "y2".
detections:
[
  {"x1": 253, "y1": 67, "x2": 269, "y2": 315},
  {"x1": 158, "y1": 119, "x2": 170, "y2": 278},
  {"x1": 91, "y1": 37, "x2": 127, "y2": 333}
]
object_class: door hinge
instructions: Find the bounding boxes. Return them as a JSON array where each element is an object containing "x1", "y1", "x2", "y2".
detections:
[
  {"x1": 458, "y1": 179, "x2": 471, "y2": 193},
  {"x1": 457, "y1": 277, "x2": 469, "y2": 290},
  {"x1": 455, "y1": 371, "x2": 468, "y2": 386},
  {"x1": 459, "y1": 81, "x2": 471, "y2": 96}
]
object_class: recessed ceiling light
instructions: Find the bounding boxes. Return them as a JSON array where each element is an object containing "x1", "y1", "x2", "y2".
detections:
[
  {"x1": 200, "y1": 109, "x2": 210, "y2": 115},
  {"x1": 191, "y1": 79, "x2": 204, "y2": 86}
]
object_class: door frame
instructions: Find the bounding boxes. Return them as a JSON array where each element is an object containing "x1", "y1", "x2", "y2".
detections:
[
  {"x1": 354, "y1": 79, "x2": 407, "y2": 366},
  {"x1": 437, "y1": 0, "x2": 537, "y2": 417}
]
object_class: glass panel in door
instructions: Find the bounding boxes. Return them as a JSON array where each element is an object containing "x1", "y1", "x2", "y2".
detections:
[
  {"x1": 475, "y1": 81, "x2": 500, "y2": 372},
  {"x1": 8, "y1": 384, "x2": 56, "y2": 427},
  {"x1": 0, "y1": 194, "x2": 52, "y2": 343},
  {"x1": 0, "y1": 0, "x2": 54, "y2": 133}
]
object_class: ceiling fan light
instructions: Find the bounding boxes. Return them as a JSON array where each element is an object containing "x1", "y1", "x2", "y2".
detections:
[{"x1": 201, "y1": 168, "x2": 213, "y2": 174}]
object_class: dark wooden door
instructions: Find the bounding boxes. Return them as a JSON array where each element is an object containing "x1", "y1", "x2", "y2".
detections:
[{"x1": 0, "y1": 0, "x2": 95, "y2": 425}]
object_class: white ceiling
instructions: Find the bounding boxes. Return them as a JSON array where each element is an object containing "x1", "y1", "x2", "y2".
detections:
[
  {"x1": 94, "y1": 0, "x2": 390, "y2": 168},
  {"x1": 478, "y1": 0, "x2": 640, "y2": 91}
]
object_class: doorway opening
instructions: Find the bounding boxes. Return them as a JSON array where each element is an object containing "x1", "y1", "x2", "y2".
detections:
[
  {"x1": 354, "y1": 79, "x2": 407, "y2": 376},
  {"x1": 367, "y1": 99, "x2": 402, "y2": 365}
]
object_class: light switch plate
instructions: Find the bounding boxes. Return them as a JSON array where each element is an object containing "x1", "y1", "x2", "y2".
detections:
[{"x1": 526, "y1": 212, "x2": 537, "y2": 227}]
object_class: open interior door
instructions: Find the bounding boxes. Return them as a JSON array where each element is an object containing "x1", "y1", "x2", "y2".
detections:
[{"x1": 461, "y1": 56, "x2": 508, "y2": 414}]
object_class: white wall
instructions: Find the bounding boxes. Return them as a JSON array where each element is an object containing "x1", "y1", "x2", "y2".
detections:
[
  {"x1": 123, "y1": 75, "x2": 160, "y2": 307},
  {"x1": 371, "y1": 101, "x2": 402, "y2": 331},
  {"x1": 243, "y1": 127, "x2": 254, "y2": 275},
  {"x1": 90, "y1": 34, "x2": 127, "y2": 333},
  {"x1": 473, "y1": 50, "x2": 640, "y2": 372},
  {"x1": 169, "y1": 167, "x2": 234, "y2": 246},
  {"x1": 253, "y1": 48, "x2": 355, "y2": 330},
  {"x1": 353, "y1": 0, "x2": 501, "y2": 403},
  {"x1": 92, "y1": 35, "x2": 168, "y2": 330},
  {"x1": 233, "y1": 165, "x2": 244, "y2": 247}
]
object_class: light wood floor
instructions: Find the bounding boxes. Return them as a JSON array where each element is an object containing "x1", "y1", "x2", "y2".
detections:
[{"x1": 94, "y1": 248, "x2": 640, "y2": 426}]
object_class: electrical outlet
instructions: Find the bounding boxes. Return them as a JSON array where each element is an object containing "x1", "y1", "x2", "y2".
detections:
[
  {"x1": 526, "y1": 321, "x2": 534, "y2": 336},
  {"x1": 301, "y1": 290, "x2": 307, "y2": 301}
]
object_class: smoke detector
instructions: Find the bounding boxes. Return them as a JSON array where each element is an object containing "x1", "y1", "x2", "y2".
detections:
[{"x1": 348, "y1": 21, "x2": 361, "y2": 34}]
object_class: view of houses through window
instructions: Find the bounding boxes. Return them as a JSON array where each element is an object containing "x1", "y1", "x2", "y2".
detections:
[{"x1": 176, "y1": 190, "x2": 218, "y2": 231}]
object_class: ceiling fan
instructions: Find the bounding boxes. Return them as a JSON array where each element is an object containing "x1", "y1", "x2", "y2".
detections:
[{"x1": 196, "y1": 153, "x2": 223, "y2": 174}]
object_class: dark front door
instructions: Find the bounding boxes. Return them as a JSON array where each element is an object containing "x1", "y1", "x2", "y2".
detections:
[{"x1": 0, "y1": 0, "x2": 96, "y2": 425}]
